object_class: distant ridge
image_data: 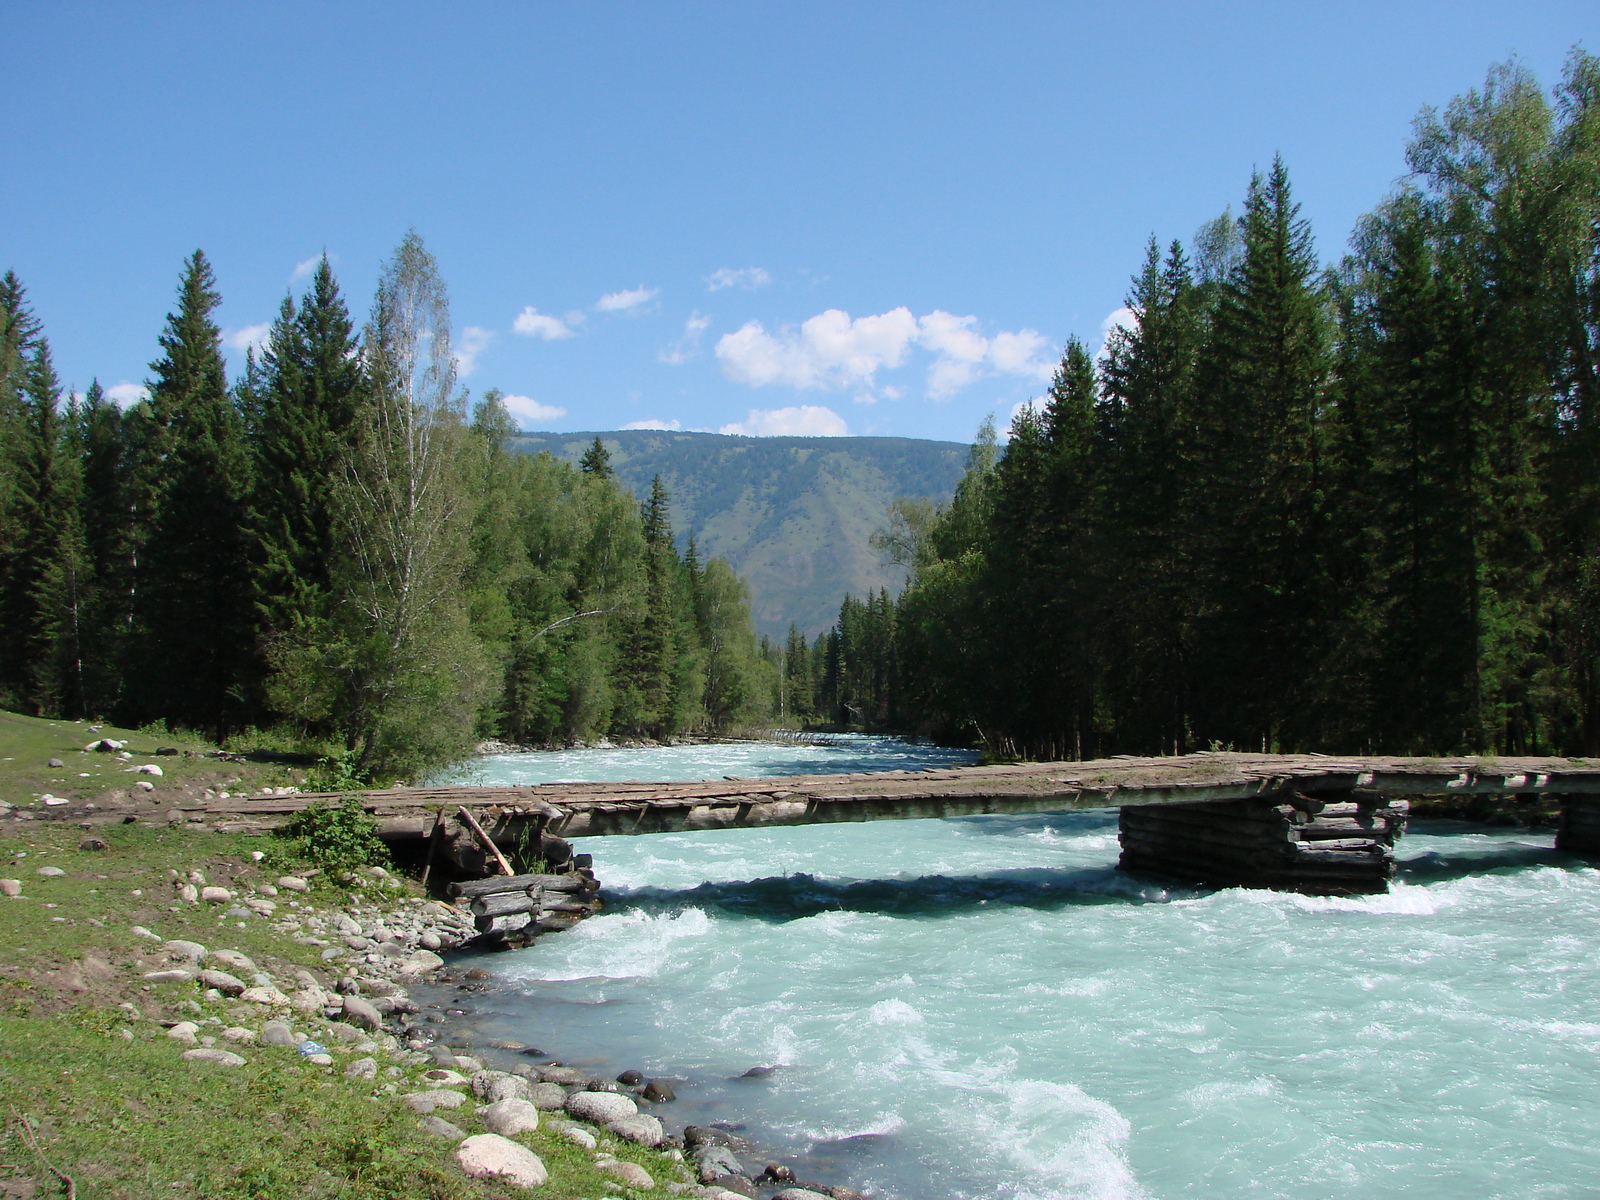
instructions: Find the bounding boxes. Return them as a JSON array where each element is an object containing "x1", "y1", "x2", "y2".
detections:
[{"x1": 510, "y1": 430, "x2": 969, "y2": 637}]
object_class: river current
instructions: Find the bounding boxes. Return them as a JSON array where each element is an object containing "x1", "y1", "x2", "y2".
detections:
[{"x1": 436, "y1": 736, "x2": 1600, "y2": 1199}]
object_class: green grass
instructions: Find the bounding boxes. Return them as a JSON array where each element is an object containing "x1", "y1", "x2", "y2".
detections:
[
  {"x1": 0, "y1": 783, "x2": 689, "y2": 1199},
  {"x1": 0, "y1": 709, "x2": 307, "y2": 809}
]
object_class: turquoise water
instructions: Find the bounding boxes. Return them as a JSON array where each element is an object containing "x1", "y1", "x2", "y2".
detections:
[{"x1": 440, "y1": 737, "x2": 1600, "y2": 1199}]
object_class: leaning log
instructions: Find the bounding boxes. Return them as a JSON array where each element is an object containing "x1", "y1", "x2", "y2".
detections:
[{"x1": 450, "y1": 871, "x2": 595, "y2": 899}]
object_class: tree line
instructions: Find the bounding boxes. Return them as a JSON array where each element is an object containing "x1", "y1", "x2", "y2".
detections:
[
  {"x1": 817, "y1": 56, "x2": 1600, "y2": 760},
  {"x1": 0, "y1": 234, "x2": 777, "y2": 780}
]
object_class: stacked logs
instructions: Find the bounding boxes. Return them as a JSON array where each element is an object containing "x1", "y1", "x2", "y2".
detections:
[
  {"x1": 448, "y1": 867, "x2": 603, "y2": 938},
  {"x1": 1556, "y1": 796, "x2": 1600, "y2": 856},
  {"x1": 1118, "y1": 792, "x2": 1407, "y2": 896}
]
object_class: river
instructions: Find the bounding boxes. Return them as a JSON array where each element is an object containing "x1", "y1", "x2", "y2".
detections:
[{"x1": 434, "y1": 736, "x2": 1600, "y2": 1199}]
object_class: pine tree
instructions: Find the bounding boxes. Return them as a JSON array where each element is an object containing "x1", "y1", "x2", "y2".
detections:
[
  {"x1": 128, "y1": 251, "x2": 258, "y2": 736},
  {"x1": 250, "y1": 256, "x2": 363, "y2": 653},
  {"x1": 579, "y1": 436, "x2": 613, "y2": 479}
]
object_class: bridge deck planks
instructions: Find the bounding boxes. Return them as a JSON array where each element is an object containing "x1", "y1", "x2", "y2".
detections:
[{"x1": 195, "y1": 751, "x2": 1600, "y2": 839}]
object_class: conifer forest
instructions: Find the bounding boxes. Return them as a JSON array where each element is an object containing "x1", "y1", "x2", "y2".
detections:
[
  {"x1": 7, "y1": 57, "x2": 1600, "y2": 775},
  {"x1": 814, "y1": 57, "x2": 1600, "y2": 760},
  {"x1": 0, "y1": 235, "x2": 778, "y2": 781}
]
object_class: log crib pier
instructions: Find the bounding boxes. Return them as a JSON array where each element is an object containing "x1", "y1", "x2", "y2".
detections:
[{"x1": 192, "y1": 752, "x2": 1600, "y2": 938}]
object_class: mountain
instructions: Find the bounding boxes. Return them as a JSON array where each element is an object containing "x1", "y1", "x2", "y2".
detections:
[{"x1": 508, "y1": 430, "x2": 969, "y2": 637}]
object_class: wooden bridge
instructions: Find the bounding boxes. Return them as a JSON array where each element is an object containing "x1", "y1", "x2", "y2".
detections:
[{"x1": 199, "y1": 752, "x2": 1600, "y2": 906}]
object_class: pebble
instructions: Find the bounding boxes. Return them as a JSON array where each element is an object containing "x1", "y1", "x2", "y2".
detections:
[
  {"x1": 35, "y1": 866, "x2": 66, "y2": 877},
  {"x1": 481, "y1": 1097, "x2": 541, "y2": 1136},
  {"x1": 199, "y1": 886, "x2": 232, "y2": 904},
  {"x1": 345, "y1": 1057, "x2": 378, "y2": 1080},
  {"x1": 772, "y1": 1191, "x2": 834, "y2": 1200},
  {"x1": 566, "y1": 1091, "x2": 638, "y2": 1124},
  {"x1": 305, "y1": 1053, "x2": 334, "y2": 1066},
  {"x1": 239, "y1": 986, "x2": 290, "y2": 1006},
  {"x1": 546, "y1": 1120, "x2": 597, "y2": 1150},
  {"x1": 181, "y1": 1048, "x2": 246, "y2": 1067},
  {"x1": 177, "y1": 883, "x2": 198, "y2": 904},
  {"x1": 260, "y1": 1021, "x2": 296, "y2": 1048},
  {"x1": 0, "y1": 880, "x2": 22, "y2": 897},
  {"x1": 142, "y1": 969, "x2": 194, "y2": 984},
  {"x1": 276, "y1": 876, "x2": 309, "y2": 892},
  {"x1": 136, "y1": 781, "x2": 154, "y2": 792},
  {"x1": 208, "y1": 949, "x2": 257, "y2": 973},
  {"x1": 597, "y1": 1159, "x2": 655, "y2": 1190},
  {"x1": 340, "y1": 994, "x2": 382, "y2": 1031},
  {"x1": 643, "y1": 1078, "x2": 677, "y2": 1103},
  {"x1": 165, "y1": 1022, "x2": 200, "y2": 1045},
  {"x1": 456, "y1": 1134, "x2": 547, "y2": 1188},
  {"x1": 47, "y1": 758, "x2": 64, "y2": 768},
  {"x1": 196, "y1": 969, "x2": 246, "y2": 996},
  {"x1": 402, "y1": 1090, "x2": 468, "y2": 1113},
  {"x1": 131, "y1": 926, "x2": 162, "y2": 941},
  {"x1": 162, "y1": 940, "x2": 207, "y2": 961},
  {"x1": 221, "y1": 1027, "x2": 256, "y2": 1043},
  {"x1": 608, "y1": 1113, "x2": 666, "y2": 1147},
  {"x1": 417, "y1": 1115, "x2": 466, "y2": 1139}
]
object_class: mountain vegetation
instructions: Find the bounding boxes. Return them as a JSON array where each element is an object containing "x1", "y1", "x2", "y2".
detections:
[
  {"x1": 813, "y1": 55, "x2": 1600, "y2": 759},
  {"x1": 508, "y1": 430, "x2": 967, "y2": 637},
  {"x1": 0, "y1": 237, "x2": 776, "y2": 781}
]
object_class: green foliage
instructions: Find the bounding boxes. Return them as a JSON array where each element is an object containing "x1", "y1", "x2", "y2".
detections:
[
  {"x1": 276, "y1": 793, "x2": 389, "y2": 876},
  {"x1": 833, "y1": 53, "x2": 1600, "y2": 759}
]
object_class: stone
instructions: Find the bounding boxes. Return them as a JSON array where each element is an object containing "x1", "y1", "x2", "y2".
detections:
[
  {"x1": 339, "y1": 995, "x2": 382, "y2": 1031},
  {"x1": 208, "y1": 949, "x2": 257, "y2": 973},
  {"x1": 527, "y1": 1082, "x2": 568, "y2": 1110},
  {"x1": 538, "y1": 1064, "x2": 590, "y2": 1086},
  {"x1": 290, "y1": 988, "x2": 329, "y2": 1015},
  {"x1": 565, "y1": 1091, "x2": 637, "y2": 1124},
  {"x1": 181, "y1": 1047, "x2": 246, "y2": 1067},
  {"x1": 77, "y1": 837, "x2": 109, "y2": 852},
  {"x1": 143, "y1": 969, "x2": 195, "y2": 984},
  {"x1": 616, "y1": 1069, "x2": 646, "y2": 1086},
  {"x1": 607, "y1": 1113, "x2": 665, "y2": 1147},
  {"x1": 260, "y1": 1020, "x2": 296, "y2": 1048},
  {"x1": 345, "y1": 1057, "x2": 378, "y2": 1079},
  {"x1": 597, "y1": 1159, "x2": 654, "y2": 1190},
  {"x1": 424, "y1": 1069, "x2": 470, "y2": 1086},
  {"x1": 472, "y1": 1071, "x2": 530, "y2": 1103},
  {"x1": 396, "y1": 949, "x2": 443, "y2": 975},
  {"x1": 35, "y1": 866, "x2": 66, "y2": 878},
  {"x1": 165, "y1": 1021, "x2": 200, "y2": 1044},
  {"x1": 419, "y1": 931, "x2": 443, "y2": 950},
  {"x1": 772, "y1": 1192, "x2": 833, "y2": 1200},
  {"x1": 402, "y1": 1089, "x2": 468, "y2": 1113},
  {"x1": 417, "y1": 1115, "x2": 466, "y2": 1140},
  {"x1": 642, "y1": 1078, "x2": 677, "y2": 1103},
  {"x1": 47, "y1": 758, "x2": 64, "y2": 768},
  {"x1": 136, "y1": 764, "x2": 163, "y2": 776},
  {"x1": 455, "y1": 1134, "x2": 547, "y2": 1188},
  {"x1": 695, "y1": 1146, "x2": 747, "y2": 1185},
  {"x1": 239, "y1": 986, "x2": 290, "y2": 1006},
  {"x1": 276, "y1": 875, "x2": 309, "y2": 892},
  {"x1": 0, "y1": 880, "x2": 22, "y2": 897},
  {"x1": 196, "y1": 969, "x2": 246, "y2": 996},
  {"x1": 322, "y1": 1021, "x2": 364, "y2": 1044},
  {"x1": 177, "y1": 883, "x2": 199, "y2": 904},
  {"x1": 156, "y1": 746, "x2": 179, "y2": 756},
  {"x1": 199, "y1": 886, "x2": 232, "y2": 904},
  {"x1": 551, "y1": 1121, "x2": 596, "y2": 1150},
  {"x1": 709, "y1": 1178, "x2": 757, "y2": 1199},
  {"x1": 481, "y1": 1098, "x2": 541, "y2": 1137},
  {"x1": 131, "y1": 926, "x2": 162, "y2": 941},
  {"x1": 163, "y1": 939, "x2": 206, "y2": 961},
  {"x1": 221, "y1": 1027, "x2": 256, "y2": 1044}
]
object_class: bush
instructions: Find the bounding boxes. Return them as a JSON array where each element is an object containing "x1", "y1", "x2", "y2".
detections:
[{"x1": 276, "y1": 794, "x2": 389, "y2": 876}]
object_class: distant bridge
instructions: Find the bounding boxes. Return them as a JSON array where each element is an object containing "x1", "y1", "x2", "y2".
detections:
[{"x1": 199, "y1": 752, "x2": 1600, "y2": 902}]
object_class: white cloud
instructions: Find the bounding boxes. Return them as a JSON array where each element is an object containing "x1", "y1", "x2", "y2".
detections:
[
  {"x1": 500, "y1": 394, "x2": 568, "y2": 428},
  {"x1": 106, "y1": 382, "x2": 149, "y2": 409},
  {"x1": 512, "y1": 307, "x2": 576, "y2": 340},
  {"x1": 622, "y1": 418, "x2": 682, "y2": 431},
  {"x1": 659, "y1": 312, "x2": 711, "y2": 365},
  {"x1": 1007, "y1": 394, "x2": 1050, "y2": 428},
  {"x1": 707, "y1": 267, "x2": 771, "y2": 292},
  {"x1": 1098, "y1": 306, "x2": 1138, "y2": 358},
  {"x1": 719, "y1": 405, "x2": 848, "y2": 437},
  {"x1": 715, "y1": 306, "x2": 1055, "y2": 400},
  {"x1": 454, "y1": 326, "x2": 493, "y2": 376},
  {"x1": 225, "y1": 323, "x2": 271, "y2": 356},
  {"x1": 291, "y1": 255, "x2": 323, "y2": 281},
  {"x1": 596, "y1": 285, "x2": 659, "y2": 313}
]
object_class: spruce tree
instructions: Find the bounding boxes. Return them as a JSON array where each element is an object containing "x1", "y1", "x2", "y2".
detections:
[
  {"x1": 579, "y1": 436, "x2": 613, "y2": 479},
  {"x1": 129, "y1": 251, "x2": 258, "y2": 736}
]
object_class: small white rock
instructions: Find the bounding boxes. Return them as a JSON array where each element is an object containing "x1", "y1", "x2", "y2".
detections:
[{"x1": 181, "y1": 1047, "x2": 246, "y2": 1067}]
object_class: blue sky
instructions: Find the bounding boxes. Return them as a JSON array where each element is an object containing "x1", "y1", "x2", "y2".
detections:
[{"x1": 4, "y1": 3, "x2": 1594, "y2": 443}]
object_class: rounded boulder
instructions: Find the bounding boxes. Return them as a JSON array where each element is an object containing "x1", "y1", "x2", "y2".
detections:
[
  {"x1": 565, "y1": 1090, "x2": 637, "y2": 1124},
  {"x1": 455, "y1": 1134, "x2": 547, "y2": 1188},
  {"x1": 481, "y1": 1098, "x2": 541, "y2": 1137}
]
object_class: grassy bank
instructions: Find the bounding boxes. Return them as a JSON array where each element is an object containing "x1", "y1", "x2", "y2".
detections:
[{"x1": 0, "y1": 711, "x2": 694, "y2": 1200}]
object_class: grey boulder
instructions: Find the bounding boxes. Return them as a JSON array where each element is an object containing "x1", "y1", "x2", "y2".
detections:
[
  {"x1": 455, "y1": 1134, "x2": 547, "y2": 1188},
  {"x1": 481, "y1": 1098, "x2": 541, "y2": 1137}
]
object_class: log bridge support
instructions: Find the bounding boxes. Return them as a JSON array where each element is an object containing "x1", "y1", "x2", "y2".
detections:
[{"x1": 193, "y1": 753, "x2": 1600, "y2": 925}]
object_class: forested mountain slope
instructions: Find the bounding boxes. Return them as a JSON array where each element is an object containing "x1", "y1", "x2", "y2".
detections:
[{"x1": 510, "y1": 430, "x2": 968, "y2": 636}]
